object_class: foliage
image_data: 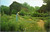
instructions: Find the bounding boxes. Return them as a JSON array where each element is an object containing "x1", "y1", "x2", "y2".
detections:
[
  {"x1": 22, "y1": 2, "x2": 29, "y2": 8},
  {"x1": 38, "y1": 0, "x2": 50, "y2": 13},
  {"x1": 1, "y1": 1, "x2": 49, "y2": 32},
  {"x1": 9, "y1": 1, "x2": 22, "y2": 15},
  {"x1": 43, "y1": 0, "x2": 50, "y2": 3},
  {"x1": 1, "y1": 5, "x2": 10, "y2": 15},
  {"x1": 35, "y1": 6, "x2": 40, "y2": 11},
  {"x1": 31, "y1": 12, "x2": 48, "y2": 17},
  {"x1": 1, "y1": 2, "x2": 40, "y2": 16},
  {"x1": 37, "y1": 0, "x2": 50, "y2": 13},
  {"x1": 1, "y1": 14, "x2": 45, "y2": 31},
  {"x1": 22, "y1": 2, "x2": 35, "y2": 12},
  {"x1": 19, "y1": 9, "x2": 27, "y2": 16},
  {"x1": 44, "y1": 17, "x2": 50, "y2": 32},
  {"x1": 12, "y1": 9, "x2": 17, "y2": 14},
  {"x1": 1, "y1": 14, "x2": 9, "y2": 22}
]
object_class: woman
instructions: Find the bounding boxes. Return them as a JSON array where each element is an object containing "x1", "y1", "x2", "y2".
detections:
[{"x1": 16, "y1": 12, "x2": 19, "y2": 21}]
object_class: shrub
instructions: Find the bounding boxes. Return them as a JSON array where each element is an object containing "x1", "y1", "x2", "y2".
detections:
[
  {"x1": 1, "y1": 14, "x2": 10, "y2": 31},
  {"x1": 19, "y1": 9, "x2": 27, "y2": 16},
  {"x1": 1, "y1": 14, "x2": 46, "y2": 31},
  {"x1": 1, "y1": 14, "x2": 10, "y2": 22},
  {"x1": 1, "y1": 14, "x2": 25, "y2": 31},
  {"x1": 44, "y1": 18, "x2": 50, "y2": 32},
  {"x1": 31, "y1": 12, "x2": 48, "y2": 17},
  {"x1": 1, "y1": 5, "x2": 10, "y2": 15},
  {"x1": 1, "y1": 22, "x2": 9, "y2": 31},
  {"x1": 12, "y1": 9, "x2": 17, "y2": 14}
]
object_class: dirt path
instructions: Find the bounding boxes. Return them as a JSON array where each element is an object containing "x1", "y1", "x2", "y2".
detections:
[
  {"x1": 37, "y1": 20, "x2": 46, "y2": 32},
  {"x1": 37, "y1": 20, "x2": 47, "y2": 32},
  {"x1": 37, "y1": 20, "x2": 45, "y2": 29}
]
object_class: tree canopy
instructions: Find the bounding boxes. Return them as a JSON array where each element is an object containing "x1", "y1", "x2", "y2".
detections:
[
  {"x1": 43, "y1": 0, "x2": 50, "y2": 3},
  {"x1": 43, "y1": 0, "x2": 50, "y2": 11},
  {"x1": 9, "y1": 1, "x2": 22, "y2": 15},
  {"x1": 1, "y1": 5, "x2": 9, "y2": 15}
]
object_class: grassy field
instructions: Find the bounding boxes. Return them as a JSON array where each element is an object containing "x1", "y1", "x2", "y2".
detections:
[{"x1": 1, "y1": 14, "x2": 49, "y2": 32}]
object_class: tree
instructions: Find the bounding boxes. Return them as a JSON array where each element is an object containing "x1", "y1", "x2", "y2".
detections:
[
  {"x1": 38, "y1": 5, "x2": 47, "y2": 13},
  {"x1": 22, "y1": 2, "x2": 29, "y2": 8},
  {"x1": 22, "y1": 2, "x2": 35, "y2": 13},
  {"x1": 35, "y1": 6, "x2": 40, "y2": 11},
  {"x1": 44, "y1": 17, "x2": 50, "y2": 32},
  {"x1": 9, "y1": 1, "x2": 22, "y2": 15},
  {"x1": 1, "y1": 5, "x2": 9, "y2": 15},
  {"x1": 37, "y1": 0, "x2": 50, "y2": 13},
  {"x1": 43, "y1": 0, "x2": 50, "y2": 12},
  {"x1": 43, "y1": 0, "x2": 50, "y2": 3}
]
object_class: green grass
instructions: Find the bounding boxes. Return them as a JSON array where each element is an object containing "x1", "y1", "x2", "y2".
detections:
[{"x1": 1, "y1": 14, "x2": 48, "y2": 32}]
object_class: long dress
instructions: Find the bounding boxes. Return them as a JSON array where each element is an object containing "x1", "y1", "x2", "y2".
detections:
[{"x1": 16, "y1": 13, "x2": 18, "y2": 21}]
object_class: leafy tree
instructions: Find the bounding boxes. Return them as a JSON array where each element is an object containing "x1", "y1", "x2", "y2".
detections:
[
  {"x1": 43, "y1": 0, "x2": 50, "y2": 3},
  {"x1": 43, "y1": 0, "x2": 50, "y2": 17},
  {"x1": 35, "y1": 6, "x2": 40, "y2": 11},
  {"x1": 1, "y1": 5, "x2": 9, "y2": 15},
  {"x1": 12, "y1": 9, "x2": 17, "y2": 14},
  {"x1": 38, "y1": 0, "x2": 50, "y2": 13},
  {"x1": 38, "y1": 5, "x2": 47, "y2": 13},
  {"x1": 22, "y1": 2, "x2": 29, "y2": 8},
  {"x1": 44, "y1": 17, "x2": 50, "y2": 32},
  {"x1": 43, "y1": 0, "x2": 50, "y2": 12},
  {"x1": 9, "y1": 1, "x2": 22, "y2": 15},
  {"x1": 19, "y1": 8, "x2": 28, "y2": 16},
  {"x1": 22, "y1": 2, "x2": 35, "y2": 14}
]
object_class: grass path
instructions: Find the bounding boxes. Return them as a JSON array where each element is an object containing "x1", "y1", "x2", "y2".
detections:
[
  {"x1": 37, "y1": 20, "x2": 46, "y2": 32},
  {"x1": 37, "y1": 20, "x2": 44, "y2": 28}
]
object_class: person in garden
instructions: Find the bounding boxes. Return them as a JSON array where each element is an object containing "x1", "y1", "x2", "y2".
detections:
[{"x1": 16, "y1": 12, "x2": 19, "y2": 21}]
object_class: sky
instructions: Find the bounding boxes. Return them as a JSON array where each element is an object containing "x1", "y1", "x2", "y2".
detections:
[{"x1": 1, "y1": 0, "x2": 44, "y2": 7}]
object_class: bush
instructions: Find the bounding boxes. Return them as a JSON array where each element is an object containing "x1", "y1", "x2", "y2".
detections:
[
  {"x1": 1, "y1": 14, "x2": 25, "y2": 31},
  {"x1": 1, "y1": 22, "x2": 9, "y2": 31},
  {"x1": 1, "y1": 14, "x2": 46, "y2": 31},
  {"x1": 1, "y1": 14, "x2": 10, "y2": 22},
  {"x1": 44, "y1": 18, "x2": 50, "y2": 32},
  {"x1": 19, "y1": 9, "x2": 27, "y2": 16},
  {"x1": 12, "y1": 9, "x2": 17, "y2": 14},
  {"x1": 31, "y1": 12, "x2": 48, "y2": 17},
  {"x1": 1, "y1": 5, "x2": 10, "y2": 15},
  {"x1": 1, "y1": 14, "x2": 9, "y2": 31},
  {"x1": 1, "y1": 21, "x2": 19, "y2": 31}
]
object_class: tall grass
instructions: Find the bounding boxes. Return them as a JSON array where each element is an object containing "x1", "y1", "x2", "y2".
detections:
[{"x1": 1, "y1": 14, "x2": 47, "y2": 32}]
